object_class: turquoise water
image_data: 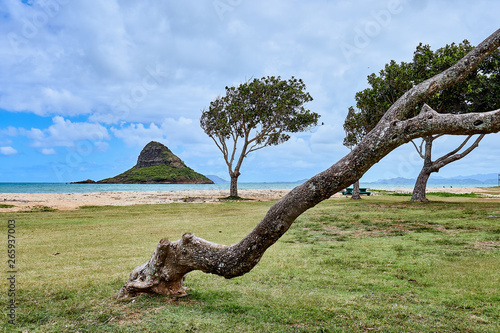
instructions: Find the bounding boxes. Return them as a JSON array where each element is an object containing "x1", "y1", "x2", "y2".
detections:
[
  {"x1": 0, "y1": 182, "x2": 494, "y2": 193},
  {"x1": 0, "y1": 182, "x2": 304, "y2": 193}
]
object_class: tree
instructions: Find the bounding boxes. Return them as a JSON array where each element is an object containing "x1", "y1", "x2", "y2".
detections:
[
  {"x1": 343, "y1": 40, "x2": 500, "y2": 202},
  {"x1": 343, "y1": 107, "x2": 368, "y2": 200},
  {"x1": 200, "y1": 76, "x2": 320, "y2": 198},
  {"x1": 118, "y1": 28, "x2": 500, "y2": 299},
  {"x1": 409, "y1": 134, "x2": 485, "y2": 201}
]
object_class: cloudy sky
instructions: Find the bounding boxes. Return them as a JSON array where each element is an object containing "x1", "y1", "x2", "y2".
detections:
[{"x1": 1, "y1": 0, "x2": 499, "y2": 183}]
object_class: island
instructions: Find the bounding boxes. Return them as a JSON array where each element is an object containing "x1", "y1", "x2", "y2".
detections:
[{"x1": 73, "y1": 141, "x2": 213, "y2": 184}]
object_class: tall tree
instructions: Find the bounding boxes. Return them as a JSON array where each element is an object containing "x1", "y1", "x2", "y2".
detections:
[
  {"x1": 200, "y1": 76, "x2": 320, "y2": 198},
  {"x1": 118, "y1": 29, "x2": 500, "y2": 299},
  {"x1": 343, "y1": 40, "x2": 500, "y2": 201},
  {"x1": 343, "y1": 107, "x2": 369, "y2": 199}
]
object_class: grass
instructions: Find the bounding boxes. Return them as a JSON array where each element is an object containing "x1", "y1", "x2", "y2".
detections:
[
  {"x1": 0, "y1": 204, "x2": 14, "y2": 208},
  {"x1": 382, "y1": 191, "x2": 482, "y2": 198},
  {"x1": 1, "y1": 195, "x2": 499, "y2": 332}
]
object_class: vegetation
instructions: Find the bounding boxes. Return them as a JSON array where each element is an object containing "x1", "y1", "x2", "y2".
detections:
[
  {"x1": 96, "y1": 141, "x2": 213, "y2": 184},
  {"x1": 343, "y1": 40, "x2": 500, "y2": 202},
  {"x1": 98, "y1": 164, "x2": 212, "y2": 184},
  {"x1": 2, "y1": 194, "x2": 499, "y2": 332},
  {"x1": 200, "y1": 76, "x2": 320, "y2": 197},
  {"x1": 0, "y1": 204, "x2": 14, "y2": 208},
  {"x1": 382, "y1": 191, "x2": 483, "y2": 198}
]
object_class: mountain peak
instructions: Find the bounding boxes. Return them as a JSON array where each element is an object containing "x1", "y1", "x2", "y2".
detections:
[
  {"x1": 135, "y1": 141, "x2": 186, "y2": 169},
  {"x1": 93, "y1": 141, "x2": 213, "y2": 184}
]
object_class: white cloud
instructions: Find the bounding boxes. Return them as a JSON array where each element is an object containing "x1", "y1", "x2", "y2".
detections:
[
  {"x1": 111, "y1": 122, "x2": 165, "y2": 147},
  {"x1": 41, "y1": 148, "x2": 56, "y2": 155},
  {"x1": 0, "y1": 146, "x2": 18, "y2": 155},
  {"x1": 1, "y1": 126, "x2": 18, "y2": 136},
  {"x1": 111, "y1": 117, "x2": 206, "y2": 147},
  {"x1": 26, "y1": 116, "x2": 110, "y2": 148},
  {"x1": 41, "y1": 88, "x2": 92, "y2": 116}
]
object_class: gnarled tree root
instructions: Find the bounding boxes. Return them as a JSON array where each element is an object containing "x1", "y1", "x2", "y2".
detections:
[
  {"x1": 117, "y1": 233, "x2": 240, "y2": 299},
  {"x1": 117, "y1": 238, "x2": 189, "y2": 299}
]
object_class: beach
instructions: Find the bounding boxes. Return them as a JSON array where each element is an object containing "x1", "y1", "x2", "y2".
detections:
[
  {"x1": 1, "y1": 187, "x2": 499, "y2": 212},
  {"x1": 0, "y1": 189, "x2": 294, "y2": 211}
]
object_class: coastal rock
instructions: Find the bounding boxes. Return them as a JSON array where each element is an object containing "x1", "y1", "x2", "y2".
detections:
[
  {"x1": 71, "y1": 179, "x2": 96, "y2": 184},
  {"x1": 95, "y1": 141, "x2": 213, "y2": 184},
  {"x1": 135, "y1": 141, "x2": 185, "y2": 169}
]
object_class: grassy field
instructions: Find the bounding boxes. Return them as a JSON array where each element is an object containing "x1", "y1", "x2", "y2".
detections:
[{"x1": 1, "y1": 194, "x2": 499, "y2": 332}]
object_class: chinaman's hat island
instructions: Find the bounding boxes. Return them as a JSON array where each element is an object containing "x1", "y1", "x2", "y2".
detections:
[{"x1": 72, "y1": 141, "x2": 213, "y2": 184}]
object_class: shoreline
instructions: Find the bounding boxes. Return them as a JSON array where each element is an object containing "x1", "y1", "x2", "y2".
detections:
[
  {"x1": 1, "y1": 187, "x2": 498, "y2": 212},
  {"x1": 0, "y1": 189, "x2": 294, "y2": 211}
]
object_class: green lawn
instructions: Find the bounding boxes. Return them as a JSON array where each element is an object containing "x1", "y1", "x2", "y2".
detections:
[{"x1": 1, "y1": 195, "x2": 499, "y2": 332}]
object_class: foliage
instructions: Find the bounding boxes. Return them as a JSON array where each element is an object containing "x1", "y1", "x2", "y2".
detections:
[
  {"x1": 201, "y1": 76, "x2": 318, "y2": 150},
  {"x1": 343, "y1": 40, "x2": 500, "y2": 147},
  {"x1": 200, "y1": 76, "x2": 319, "y2": 196},
  {"x1": 2, "y1": 195, "x2": 500, "y2": 332},
  {"x1": 99, "y1": 164, "x2": 212, "y2": 184}
]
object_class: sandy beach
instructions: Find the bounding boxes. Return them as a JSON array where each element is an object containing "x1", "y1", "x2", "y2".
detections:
[
  {"x1": 1, "y1": 187, "x2": 498, "y2": 212},
  {"x1": 0, "y1": 189, "x2": 295, "y2": 211}
]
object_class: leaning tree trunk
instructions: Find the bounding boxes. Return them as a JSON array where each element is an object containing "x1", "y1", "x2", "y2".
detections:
[
  {"x1": 351, "y1": 180, "x2": 361, "y2": 200},
  {"x1": 117, "y1": 28, "x2": 500, "y2": 299},
  {"x1": 411, "y1": 168, "x2": 432, "y2": 202}
]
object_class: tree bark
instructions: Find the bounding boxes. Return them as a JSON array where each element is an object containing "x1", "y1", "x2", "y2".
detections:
[
  {"x1": 229, "y1": 172, "x2": 240, "y2": 198},
  {"x1": 411, "y1": 136, "x2": 434, "y2": 202},
  {"x1": 118, "y1": 28, "x2": 500, "y2": 299},
  {"x1": 411, "y1": 168, "x2": 432, "y2": 202},
  {"x1": 351, "y1": 180, "x2": 361, "y2": 200},
  {"x1": 410, "y1": 134, "x2": 485, "y2": 202}
]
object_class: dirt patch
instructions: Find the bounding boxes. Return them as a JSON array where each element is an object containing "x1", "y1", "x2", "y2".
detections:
[{"x1": 474, "y1": 241, "x2": 500, "y2": 250}]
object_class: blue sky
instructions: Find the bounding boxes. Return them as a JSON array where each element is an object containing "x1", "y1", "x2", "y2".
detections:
[{"x1": 1, "y1": 0, "x2": 499, "y2": 183}]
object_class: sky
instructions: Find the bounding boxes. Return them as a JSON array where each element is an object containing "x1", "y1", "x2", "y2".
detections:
[{"x1": 0, "y1": 0, "x2": 499, "y2": 183}]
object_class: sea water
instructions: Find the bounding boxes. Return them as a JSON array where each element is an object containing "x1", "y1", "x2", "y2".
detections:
[
  {"x1": 0, "y1": 182, "x2": 494, "y2": 193},
  {"x1": 0, "y1": 182, "x2": 303, "y2": 193}
]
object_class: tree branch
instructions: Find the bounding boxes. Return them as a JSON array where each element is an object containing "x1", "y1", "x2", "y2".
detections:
[
  {"x1": 410, "y1": 139, "x2": 425, "y2": 159},
  {"x1": 434, "y1": 134, "x2": 474, "y2": 163},
  {"x1": 381, "y1": 28, "x2": 500, "y2": 123},
  {"x1": 228, "y1": 132, "x2": 239, "y2": 171},
  {"x1": 433, "y1": 134, "x2": 485, "y2": 169}
]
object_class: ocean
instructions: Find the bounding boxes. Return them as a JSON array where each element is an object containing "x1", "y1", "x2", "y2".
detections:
[
  {"x1": 0, "y1": 182, "x2": 495, "y2": 194},
  {"x1": 0, "y1": 182, "x2": 303, "y2": 193}
]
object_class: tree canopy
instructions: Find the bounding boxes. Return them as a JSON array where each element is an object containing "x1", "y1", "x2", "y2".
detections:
[
  {"x1": 200, "y1": 76, "x2": 320, "y2": 197},
  {"x1": 343, "y1": 40, "x2": 500, "y2": 201},
  {"x1": 343, "y1": 40, "x2": 500, "y2": 147}
]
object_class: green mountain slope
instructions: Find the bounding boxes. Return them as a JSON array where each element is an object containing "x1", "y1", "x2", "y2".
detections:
[{"x1": 97, "y1": 141, "x2": 213, "y2": 184}]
